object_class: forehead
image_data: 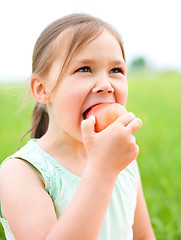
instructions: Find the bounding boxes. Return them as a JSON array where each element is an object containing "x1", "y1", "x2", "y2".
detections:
[
  {"x1": 55, "y1": 27, "x2": 122, "y2": 59},
  {"x1": 72, "y1": 30, "x2": 124, "y2": 62}
]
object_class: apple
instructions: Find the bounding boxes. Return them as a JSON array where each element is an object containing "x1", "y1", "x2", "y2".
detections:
[{"x1": 86, "y1": 102, "x2": 127, "y2": 132}]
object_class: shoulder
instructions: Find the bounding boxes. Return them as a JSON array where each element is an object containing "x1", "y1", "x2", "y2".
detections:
[
  {"x1": 0, "y1": 158, "x2": 57, "y2": 238},
  {"x1": 0, "y1": 157, "x2": 44, "y2": 180},
  {"x1": 0, "y1": 158, "x2": 45, "y2": 199}
]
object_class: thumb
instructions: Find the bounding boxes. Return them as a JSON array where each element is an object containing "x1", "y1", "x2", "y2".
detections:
[{"x1": 81, "y1": 115, "x2": 96, "y2": 141}]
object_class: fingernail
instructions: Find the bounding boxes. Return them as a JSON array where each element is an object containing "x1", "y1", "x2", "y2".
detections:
[{"x1": 89, "y1": 115, "x2": 95, "y2": 122}]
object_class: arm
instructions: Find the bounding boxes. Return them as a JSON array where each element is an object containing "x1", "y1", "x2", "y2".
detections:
[
  {"x1": 0, "y1": 159, "x2": 57, "y2": 240},
  {"x1": 0, "y1": 113, "x2": 142, "y2": 240},
  {"x1": 0, "y1": 158, "x2": 118, "y2": 240},
  {"x1": 133, "y1": 173, "x2": 156, "y2": 240}
]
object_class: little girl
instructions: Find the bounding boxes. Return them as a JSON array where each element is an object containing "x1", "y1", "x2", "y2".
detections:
[{"x1": 0, "y1": 13, "x2": 156, "y2": 240}]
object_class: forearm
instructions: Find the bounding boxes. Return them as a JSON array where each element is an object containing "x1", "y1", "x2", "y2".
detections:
[{"x1": 46, "y1": 167, "x2": 117, "y2": 240}]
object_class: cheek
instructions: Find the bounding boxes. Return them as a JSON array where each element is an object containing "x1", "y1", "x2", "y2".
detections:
[
  {"x1": 114, "y1": 82, "x2": 128, "y2": 107},
  {"x1": 58, "y1": 86, "x2": 87, "y2": 124}
]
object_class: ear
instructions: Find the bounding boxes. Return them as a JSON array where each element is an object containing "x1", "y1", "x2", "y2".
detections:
[{"x1": 30, "y1": 75, "x2": 50, "y2": 104}]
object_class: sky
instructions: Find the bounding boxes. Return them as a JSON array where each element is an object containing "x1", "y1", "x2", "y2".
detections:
[{"x1": 0, "y1": 0, "x2": 180, "y2": 82}]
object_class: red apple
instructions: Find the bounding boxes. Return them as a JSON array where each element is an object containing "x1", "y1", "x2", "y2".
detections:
[{"x1": 86, "y1": 102, "x2": 127, "y2": 132}]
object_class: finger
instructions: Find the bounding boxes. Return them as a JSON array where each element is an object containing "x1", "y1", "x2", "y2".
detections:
[
  {"x1": 125, "y1": 117, "x2": 142, "y2": 134},
  {"x1": 81, "y1": 115, "x2": 96, "y2": 140},
  {"x1": 116, "y1": 112, "x2": 136, "y2": 127}
]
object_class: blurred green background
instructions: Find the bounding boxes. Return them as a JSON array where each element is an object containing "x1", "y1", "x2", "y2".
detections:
[{"x1": 0, "y1": 70, "x2": 181, "y2": 239}]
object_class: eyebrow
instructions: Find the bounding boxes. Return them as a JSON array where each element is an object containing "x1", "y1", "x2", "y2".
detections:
[
  {"x1": 110, "y1": 60, "x2": 127, "y2": 67},
  {"x1": 71, "y1": 59, "x2": 95, "y2": 66},
  {"x1": 71, "y1": 58, "x2": 127, "y2": 67}
]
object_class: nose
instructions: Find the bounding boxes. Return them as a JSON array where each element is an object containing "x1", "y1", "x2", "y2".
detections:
[{"x1": 92, "y1": 77, "x2": 114, "y2": 94}]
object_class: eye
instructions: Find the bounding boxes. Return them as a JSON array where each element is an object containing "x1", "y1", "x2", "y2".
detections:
[
  {"x1": 109, "y1": 68, "x2": 123, "y2": 74},
  {"x1": 75, "y1": 66, "x2": 91, "y2": 73}
]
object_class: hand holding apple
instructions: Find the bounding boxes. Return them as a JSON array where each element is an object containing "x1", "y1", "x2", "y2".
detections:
[{"x1": 81, "y1": 103, "x2": 142, "y2": 176}]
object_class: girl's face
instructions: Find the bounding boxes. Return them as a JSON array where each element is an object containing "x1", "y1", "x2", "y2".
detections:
[{"x1": 46, "y1": 30, "x2": 128, "y2": 142}]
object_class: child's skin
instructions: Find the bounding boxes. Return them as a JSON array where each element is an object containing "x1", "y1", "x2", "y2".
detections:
[{"x1": 0, "y1": 30, "x2": 156, "y2": 239}]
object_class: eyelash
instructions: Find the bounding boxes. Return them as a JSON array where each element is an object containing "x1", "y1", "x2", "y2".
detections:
[
  {"x1": 75, "y1": 66, "x2": 91, "y2": 73},
  {"x1": 75, "y1": 66, "x2": 124, "y2": 74},
  {"x1": 109, "y1": 68, "x2": 123, "y2": 74}
]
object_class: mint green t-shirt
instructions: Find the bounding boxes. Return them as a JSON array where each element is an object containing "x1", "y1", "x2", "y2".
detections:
[{"x1": 0, "y1": 139, "x2": 139, "y2": 240}]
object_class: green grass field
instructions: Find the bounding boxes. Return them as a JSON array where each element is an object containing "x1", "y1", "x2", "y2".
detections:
[{"x1": 0, "y1": 70, "x2": 181, "y2": 239}]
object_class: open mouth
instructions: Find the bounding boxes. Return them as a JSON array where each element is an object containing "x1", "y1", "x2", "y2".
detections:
[
  {"x1": 83, "y1": 108, "x2": 92, "y2": 119},
  {"x1": 82, "y1": 103, "x2": 101, "y2": 119},
  {"x1": 83, "y1": 102, "x2": 116, "y2": 119}
]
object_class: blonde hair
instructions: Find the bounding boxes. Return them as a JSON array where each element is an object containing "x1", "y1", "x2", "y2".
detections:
[{"x1": 28, "y1": 13, "x2": 126, "y2": 138}]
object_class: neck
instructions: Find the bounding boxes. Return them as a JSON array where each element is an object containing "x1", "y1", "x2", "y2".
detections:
[{"x1": 36, "y1": 128, "x2": 88, "y2": 176}]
